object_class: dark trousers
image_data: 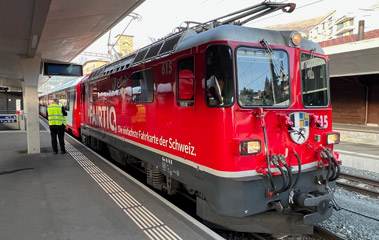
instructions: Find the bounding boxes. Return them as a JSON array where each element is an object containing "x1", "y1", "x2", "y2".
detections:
[{"x1": 50, "y1": 125, "x2": 65, "y2": 152}]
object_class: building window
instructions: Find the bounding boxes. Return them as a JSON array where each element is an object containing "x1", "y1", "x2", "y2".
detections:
[
  {"x1": 337, "y1": 23, "x2": 343, "y2": 31},
  {"x1": 132, "y1": 68, "x2": 154, "y2": 103},
  {"x1": 343, "y1": 30, "x2": 353, "y2": 37},
  {"x1": 347, "y1": 19, "x2": 354, "y2": 27},
  {"x1": 329, "y1": 27, "x2": 333, "y2": 35}
]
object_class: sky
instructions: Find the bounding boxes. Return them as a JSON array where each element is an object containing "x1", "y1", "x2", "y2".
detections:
[{"x1": 83, "y1": 0, "x2": 378, "y2": 55}]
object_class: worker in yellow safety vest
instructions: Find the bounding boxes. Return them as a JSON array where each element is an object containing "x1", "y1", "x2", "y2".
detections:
[{"x1": 47, "y1": 98, "x2": 67, "y2": 154}]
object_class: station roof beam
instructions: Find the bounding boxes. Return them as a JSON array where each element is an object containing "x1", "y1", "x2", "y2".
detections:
[{"x1": 0, "y1": 0, "x2": 145, "y2": 153}]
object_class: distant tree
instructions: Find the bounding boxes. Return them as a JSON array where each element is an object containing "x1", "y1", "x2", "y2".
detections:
[
  {"x1": 264, "y1": 77, "x2": 273, "y2": 101},
  {"x1": 240, "y1": 87, "x2": 254, "y2": 97}
]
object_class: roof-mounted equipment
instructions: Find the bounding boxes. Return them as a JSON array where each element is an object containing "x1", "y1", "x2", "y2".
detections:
[{"x1": 179, "y1": 1, "x2": 296, "y2": 33}]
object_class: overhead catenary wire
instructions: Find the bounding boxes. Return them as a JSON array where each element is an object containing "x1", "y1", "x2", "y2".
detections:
[{"x1": 108, "y1": 13, "x2": 142, "y2": 59}]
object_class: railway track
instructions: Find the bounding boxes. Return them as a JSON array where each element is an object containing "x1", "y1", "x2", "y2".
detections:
[
  {"x1": 247, "y1": 226, "x2": 345, "y2": 240},
  {"x1": 336, "y1": 172, "x2": 379, "y2": 197},
  {"x1": 312, "y1": 226, "x2": 345, "y2": 240}
]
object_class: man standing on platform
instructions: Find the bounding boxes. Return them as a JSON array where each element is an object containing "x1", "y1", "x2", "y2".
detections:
[{"x1": 47, "y1": 98, "x2": 67, "y2": 154}]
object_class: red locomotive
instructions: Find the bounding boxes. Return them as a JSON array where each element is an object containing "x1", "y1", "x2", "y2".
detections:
[{"x1": 40, "y1": 2, "x2": 342, "y2": 234}]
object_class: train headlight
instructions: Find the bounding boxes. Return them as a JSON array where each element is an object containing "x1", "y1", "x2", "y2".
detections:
[
  {"x1": 327, "y1": 133, "x2": 340, "y2": 145},
  {"x1": 240, "y1": 140, "x2": 261, "y2": 155}
]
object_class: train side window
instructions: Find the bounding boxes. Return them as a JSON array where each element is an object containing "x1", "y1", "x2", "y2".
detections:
[
  {"x1": 68, "y1": 91, "x2": 75, "y2": 111},
  {"x1": 57, "y1": 91, "x2": 67, "y2": 108},
  {"x1": 205, "y1": 45, "x2": 234, "y2": 107},
  {"x1": 132, "y1": 68, "x2": 154, "y2": 103},
  {"x1": 65, "y1": 91, "x2": 70, "y2": 111},
  {"x1": 90, "y1": 83, "x2": 98, "y2": 103},
  {"x1": 177, "y1": 57, "x2": 194, "y2": 107},
  {"x1": 301, "y1": 53, "x2": 328, "y2": 107}
]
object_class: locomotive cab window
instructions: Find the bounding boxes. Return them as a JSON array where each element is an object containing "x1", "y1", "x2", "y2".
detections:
[
  {"x1": 301, "y1": 54, "x2": 328, "y2": 107},
  {"x1": 132, "y1": 68, "x2": 154, "y2": 103},
  {"x1": 237, "y1": 47, "x2": 290, "y2": 107},
  {"x1": 205, "y1": 45, "x2": 234, "y2": 107},
  {"x1": 178, "y1": 57, "x2": 194, "y2": 107}
]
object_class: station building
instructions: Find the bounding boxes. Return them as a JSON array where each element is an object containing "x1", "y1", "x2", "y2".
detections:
[{"x1": 321, "y1": 30, "x2": 379, "y2": 126}]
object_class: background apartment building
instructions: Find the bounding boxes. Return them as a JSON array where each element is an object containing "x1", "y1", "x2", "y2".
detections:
[{"x1": 309, "y1": 3, "x2": 379, "y2": 42}]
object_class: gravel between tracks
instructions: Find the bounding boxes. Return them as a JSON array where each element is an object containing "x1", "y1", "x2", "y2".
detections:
[
  {"x1": 317, "y1": 166, "x2": 379, "y2": 240},
  {"x1": 341, "y1": 165, "x2": 379, "y2": 182}
]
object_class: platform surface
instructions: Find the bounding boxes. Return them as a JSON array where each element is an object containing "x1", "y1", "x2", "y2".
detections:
[
  {"x1": 334, "y1": 141, "x2": 379, "y2": 173},
  {"x1": 332, "y1": 124, "x2": 379, "y2": 173},
  {"x1": 0, "y1": 120, "x2": 221, "y2": 240}
]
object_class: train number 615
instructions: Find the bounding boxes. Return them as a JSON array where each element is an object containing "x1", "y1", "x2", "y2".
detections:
[
  {"x1": 319, "y1": 115, "x2": 328, "y2": 128},
  {"x1": 162, "y1": 61, "x2": 172, "y2": 75}
]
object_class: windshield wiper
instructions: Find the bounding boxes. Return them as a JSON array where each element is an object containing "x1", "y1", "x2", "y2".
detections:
[
  {"x1": 303, "y1": 48, "x2": 316, "y2": 95},
  {"x1": 260, "y1": 39, "x2": 288, "y2": 81}
]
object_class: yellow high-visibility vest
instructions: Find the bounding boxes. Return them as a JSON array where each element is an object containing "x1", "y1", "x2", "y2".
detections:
[{"x1": 47, "y1": 103, "x2": 66, "y2": 126}]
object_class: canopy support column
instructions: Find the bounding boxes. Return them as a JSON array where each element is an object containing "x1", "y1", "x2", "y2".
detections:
[{"x1": 21, "y1": 55, "x2": 42, "y2": 154}]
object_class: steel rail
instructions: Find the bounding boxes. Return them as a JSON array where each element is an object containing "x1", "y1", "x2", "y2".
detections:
[
  {"x1": 313, "y1": 226, "x2": 345, "y2": 240},
  {"x1": 336, "y1": 173, "x2": 379, "y2": 198}
]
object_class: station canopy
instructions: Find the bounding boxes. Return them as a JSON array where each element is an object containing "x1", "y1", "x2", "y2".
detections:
[{"x1": 0, "y1": 0, "x2": 145, "y2": 91}]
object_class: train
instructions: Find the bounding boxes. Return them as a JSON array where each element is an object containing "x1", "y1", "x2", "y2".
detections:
[
  {"x1": 39, "y1": 74, "x2": 88, "y2": 137},
  {"x1": 39, "y1": 2, "x2": 342, "y2": 234}
]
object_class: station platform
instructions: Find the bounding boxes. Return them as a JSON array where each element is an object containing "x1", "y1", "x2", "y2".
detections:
[
  {"x1": 333, "y1": 124, "x2": 379, "y2": 173},
  {"x1": 0, "y1": 119, "x2": 222, "y2": 240},
  {"x1": 334, "y1": 123, "x2": 379, "y2": 145}
]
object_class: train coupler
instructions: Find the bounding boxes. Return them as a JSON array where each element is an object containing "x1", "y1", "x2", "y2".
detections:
[{"x1": 292, "y1": 191, "x2": 334, "y2": 224}]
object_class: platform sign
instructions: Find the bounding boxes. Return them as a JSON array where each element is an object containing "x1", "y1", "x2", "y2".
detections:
[
  {"x1": 0, "y1": 115, "x2": 17, "y2": 123},
  {"x1": 43, "y1": 62, "x2": 83, "y2": 77},
  {"x1": 0, "y1": 119, "x2": 17, "y2": 123}
]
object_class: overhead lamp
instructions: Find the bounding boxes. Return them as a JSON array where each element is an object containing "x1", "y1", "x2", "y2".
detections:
[
  {"x1": 290, "y1": 32, "x2": 301, "y2": 46},
  {"x1": 30, "y1": 35, "x2": 39, "y2": 49}
]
